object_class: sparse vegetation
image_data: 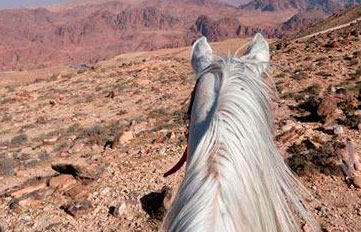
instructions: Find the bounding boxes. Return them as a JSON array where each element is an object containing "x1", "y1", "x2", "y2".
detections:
[
  {"x1": 148, "y1": 108, "x2": 168, "y2": 119},
  {"x1": 11, "y1": 133, "x2": 28, "y2": 145},
  {"x1": 5, "y1": 85, "x2": 16, "y2": 93},
  {"x1": 67, "y1": 123, "x2": 81, "y2": 134},
  {"x1": 0, "y1": 154, "x2": 15, "y2": 176}
]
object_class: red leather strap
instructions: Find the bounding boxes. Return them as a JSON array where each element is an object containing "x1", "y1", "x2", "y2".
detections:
[
  {"x1": 163, "y1": 146, "x2": 188, "y2": 177},
  {"x1": 164, "y1": 79, "x2": 199, "y2": 177}
]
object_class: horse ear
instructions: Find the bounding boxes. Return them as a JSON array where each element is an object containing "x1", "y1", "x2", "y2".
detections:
[
  {"x1": 244, "y1": 33, "x2": 270, "y2": 70},
  {"x1": 190, "y1": 36, "x2": 213, "y2": 75}
]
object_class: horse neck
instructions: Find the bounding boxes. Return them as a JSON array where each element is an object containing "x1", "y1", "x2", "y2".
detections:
[{"x1": 188, "y1": 72, "x2": 219, "y2": 162}]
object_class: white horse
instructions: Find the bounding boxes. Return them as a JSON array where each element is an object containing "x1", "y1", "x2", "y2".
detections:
[{"x1": 161, "y1": 33, "x2": 317, "y2": 232}]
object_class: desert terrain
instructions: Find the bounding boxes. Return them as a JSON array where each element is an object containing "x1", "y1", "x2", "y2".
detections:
[
  {"x1": 1, "y1": 1, "x2": 361, "y2": 232},
  {"x1": 0, "y1": 15, "x2": 361, "y2": 231}
]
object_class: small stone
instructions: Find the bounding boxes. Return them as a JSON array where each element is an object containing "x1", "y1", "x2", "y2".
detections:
[
  {"x1": 23, "y1": 158, "x2": 39, "y2": 167},
  {"x1": 353, "y1": 175, "x2": 361, "y2": 189},
  {"x1": 20, "y1": 147, "x2": 33, "y2": 154},
  {"x1": 18, "y1": 198, "x2": 41, "y2": 208},
  {"x1": 20, "y1": 213, "x2": 32, "y2": 222},
  {"x1": 51, "y1": 163, "x2": 81, "y2": 176},
  {"x1": 65, "y1": 184, "x2": 89, "y2": 199},
  {"x1": 51, "y1": 162, "x2": 100, "y2": 180},
  {"x1": 68, "y1": 143, "x2": 84, "y2": 154},
  {"x1": 277, "y1": 124, "x2": 303, "y2": 144},
  {"x1": 108, "y1": 201, "x2": 127, "y2": 218},
  {"x1": 11, "y1": 183, "x2": 47, "y2": 199},
  {"x1": 281, "y1": 121, "x2": 294, "y2": 133},
  {"x1": 60, "y1": 200, "x2": 92, "y2": 218},
  {"x1": 317, "y1": 95, "x2": 337, "y2": 123},
  {"x1": 302, "y1": 223, "x2": 312, "y2": 232},
  {"x1": 355, "y1": 110, "x2": 361, "y2": 116},
  {"x1": 334, "y1": 125, "x2": 343, "y2": 135},
  {"x1": 119, "y1": 130, "x2": 133, "y2": 144},
  {"x1": 49, "y1": 175, "x2": 77, "y2": 191},
  {"x1": 43, "y1": 137, "x2": 59, "y2": 144},
  {"x1": 140, "y1": 186, "x2": 170, "y2": 218},
  {"x1": 101, "y1": 187, "x2": 112, "y2": 196}
]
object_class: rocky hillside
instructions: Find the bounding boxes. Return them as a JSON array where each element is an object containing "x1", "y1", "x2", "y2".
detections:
[
  {"x1": 281, "y1": 8, "x2": 328, "y2": 33},
  {"x1": 292, "y1": 4, "x2": 361, "y2": 39},
  {"x1": 240, "y1": 0, "x2": 360, "y2": 12},
  {"x1": 276, "y1": 1, "x2": 361, "y2": 37},
  {"x1": 1, "y1": 11, "x2": 361, "y2": 231}
]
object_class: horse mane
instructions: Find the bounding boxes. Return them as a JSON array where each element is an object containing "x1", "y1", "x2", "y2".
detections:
[{"x1": 161, "y1": 36, "x2": 317, "y2": 232}]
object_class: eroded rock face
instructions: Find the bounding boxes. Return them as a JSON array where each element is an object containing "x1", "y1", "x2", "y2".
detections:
[{"x1": 195, "y1": 15, "x2": 242, "y2": 41}]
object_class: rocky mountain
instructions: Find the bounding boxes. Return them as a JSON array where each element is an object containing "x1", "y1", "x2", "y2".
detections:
[
  {"x1": 0, "y1": 0, "x2": 284, "y2": 72},
  {"x1": 0, "y1": 0, "x2": 359, "y2": 72},
  {"x1": 292, "y1": 3, "x2": 361, "y2": 38},
  {"x1": 281, "y1": 8, "x2": 328, "y2": 32}
]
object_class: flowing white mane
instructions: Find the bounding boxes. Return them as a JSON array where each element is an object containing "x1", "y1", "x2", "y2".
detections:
[{"x1": 161, "y1": 33, "x2": 317, "y2": 232}]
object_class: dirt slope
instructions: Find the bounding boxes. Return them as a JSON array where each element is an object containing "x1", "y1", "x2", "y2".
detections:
[{"x1": 293, "y1": 4, "x2": 361, "y2": 39}]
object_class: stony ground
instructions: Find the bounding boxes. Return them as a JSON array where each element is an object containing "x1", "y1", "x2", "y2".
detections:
[{"x1": 0, "y1": 22, "x2": 361, "y2": 232}]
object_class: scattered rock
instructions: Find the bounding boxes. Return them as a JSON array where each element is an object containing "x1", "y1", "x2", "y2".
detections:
[
  {"x1": 317, "y1": 95, "x2": 337, "y2": 124},
  {"x1": 51, "y1": 162, "x2": 100, "y2": 180},
  {"x1": 352, "y1": 175, "x2": 361, "y2": 189},
  {"x1": 108, "y1": 201, "x2": 127, "y2": 218},
  {"x1": 49, "y1": 175, "x2": 77, "y2": 191},
  {"x1": 337, "y1": 140, "x2": 360, "y2": 185},
  {"x1": 277, "y1": 124, "x2": 304, "y2": 144},
  {"x1": 140, "y1": 186, "x2": 171, "y2": 218},
  {"x1": 8, "y1": 186, "x2": 53, "y2": 209},
  {"x1": 334, "y1": 125, "x2": 344, "y2": 136},
  {"x1": 106, "y1": 91, "x2": 115, "y2": 98},
  {"x1": 60, "y1": 200, "x2": 92, "y2": 218}
]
